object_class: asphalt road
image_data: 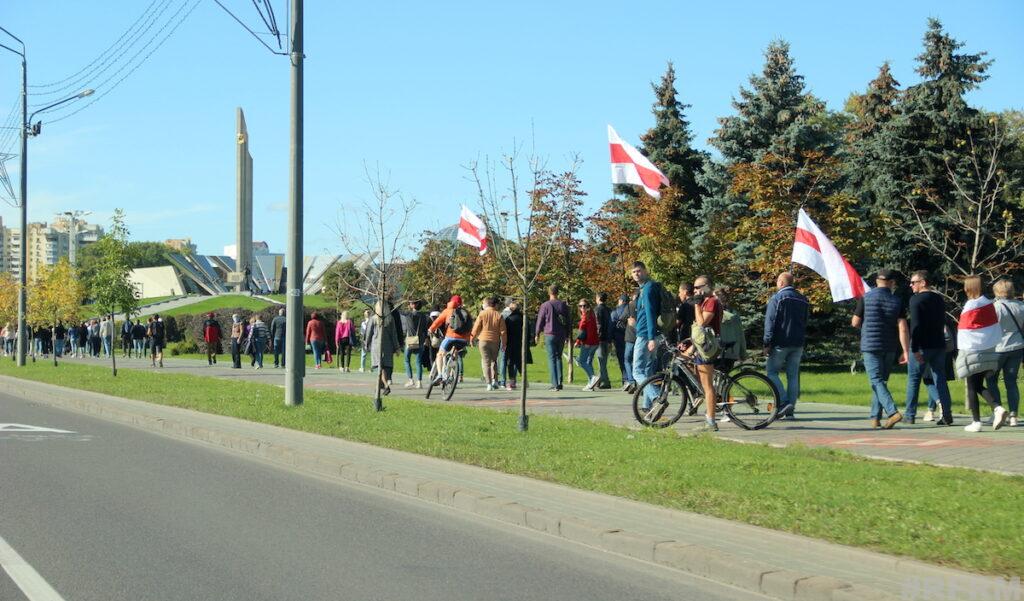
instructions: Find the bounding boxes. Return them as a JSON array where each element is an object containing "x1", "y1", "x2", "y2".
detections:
[{"x1": 0, "y1": 391, "x2": 768, "y2": 601}]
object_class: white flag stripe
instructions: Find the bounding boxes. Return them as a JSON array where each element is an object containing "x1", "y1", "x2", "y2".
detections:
[{"x1": 791, "y1": 208, "x2": 868, "y2": 302}]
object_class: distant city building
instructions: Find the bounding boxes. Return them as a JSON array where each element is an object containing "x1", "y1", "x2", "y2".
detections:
[
  {"x1": 165, "y1": 238, "x2": 197, "y2": 254},
  {"x1": 0, "y1": 217, "x2": 104, "y2": 279}
]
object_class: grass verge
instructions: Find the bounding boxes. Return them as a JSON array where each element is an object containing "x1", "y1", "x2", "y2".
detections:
[
  {"x1": 162, "y1": 295, "x2": 272, "y2": 316},
  {"x1": 1, "y1": 360, "x2": 1019, "y2": 575}
]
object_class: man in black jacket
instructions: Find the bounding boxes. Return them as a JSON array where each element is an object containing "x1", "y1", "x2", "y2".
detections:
[
  {"x1": 904, "y1": 270, "x2": 953, "y2": 425},
  {"x1": 594, "y1": 292, "x2": 614, "y2": 389},
  {"x1": 270, "y1": 308, "x2": 287, "y2": 368}
]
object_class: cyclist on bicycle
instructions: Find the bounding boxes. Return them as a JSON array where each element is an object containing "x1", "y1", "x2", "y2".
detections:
[{"x1": 428, "y1": 295, "x2": 473, "y2": 382}]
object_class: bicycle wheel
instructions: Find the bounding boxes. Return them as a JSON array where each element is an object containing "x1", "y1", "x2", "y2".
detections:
[
  {"x1": 632, "y1": 373, "x2": 688, "y2": 428},
  {"x1": 442, "y1": 360, "x2": 459, "y2": 401},
  {"x1": 721, "y1": 369, "x2": 780, "y2": 430},
  {"x1": 425, "y1": 363, "x2": 438, "y2": 399}
]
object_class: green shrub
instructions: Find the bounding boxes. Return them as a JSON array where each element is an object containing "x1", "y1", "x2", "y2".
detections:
[{"x1": 166, "y1": 339, "x2": 199, "y2": 356}]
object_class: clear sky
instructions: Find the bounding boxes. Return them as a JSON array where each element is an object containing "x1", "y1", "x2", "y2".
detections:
[{"x1": 1, "y1": 0, "x2": 1021, "y2": 257}]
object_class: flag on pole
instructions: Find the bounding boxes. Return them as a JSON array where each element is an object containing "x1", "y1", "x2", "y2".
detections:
[
  {"x1": 791, "y1": 208, "x2": 867, "y2": 302},
  {"x1": 457, "y1": 205, "x2": 487, "y2": 255},
  {"x1": 608, "y1": 125, "x2": 669, "y2": 199}
]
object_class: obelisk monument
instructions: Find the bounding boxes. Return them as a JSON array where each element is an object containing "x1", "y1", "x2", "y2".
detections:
[{"x1": 235, "y1": 107, "x2": 253, "y2": 292}]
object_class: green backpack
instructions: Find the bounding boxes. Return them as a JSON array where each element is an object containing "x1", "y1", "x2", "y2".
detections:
[
  {"x1": 655, "y1": 282, "x2": 678, "y2": 337},
  {"x1": 690, "y1": 321, "x2": 721, "y2": 361}
]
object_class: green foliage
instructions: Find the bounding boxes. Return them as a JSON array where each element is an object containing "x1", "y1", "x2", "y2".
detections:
[
  {"x1": 90, "y1": 209, "x2": 140, "y2": 319},
  {"x1": 320, "y1": 261, "x2": 364, "y2": 309},
  {"x1": 77, "y1": 239, "x2": 174, "y2": 287}
]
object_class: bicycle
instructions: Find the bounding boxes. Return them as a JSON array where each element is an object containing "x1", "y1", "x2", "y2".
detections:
[
  {"x1": 632, "y1": 340, "x2": 781, "y2": 430},
  {"x1": 425, "y1": 345, "x2": 466, "y2": 401}
]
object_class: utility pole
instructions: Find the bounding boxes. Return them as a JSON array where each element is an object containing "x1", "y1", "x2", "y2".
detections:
[{"x1": 284, "y1": 0, "x2": 304, "y2": 406}]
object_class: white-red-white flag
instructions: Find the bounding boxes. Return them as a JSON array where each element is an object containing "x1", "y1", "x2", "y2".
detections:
[
  {"x1": 957, "y1": 297, "x2": 1002, "y2": 350},
  {"x1": 457, "y1": 205, "x2": 487, "y2": 255},
  {"x1": 792, "y1": 208, "x2": 867, "y2": 302},
  {"x1": 608, "y1": 125, "x2": 669, "y2": 199}
]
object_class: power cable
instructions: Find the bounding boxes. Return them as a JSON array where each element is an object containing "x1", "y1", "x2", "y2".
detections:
[
  {"x1": 29, "y1": 0, "x2": 164, "y2": 90},
  {"x1": 0, "y1": 96, "x2": 23, "y2": 154},
  {"x1": 29, "y1": 0, "x2": 179, "y2": 105},
  {"x1": 41, "y1": 0, "x2": 204, "y2": 126}
]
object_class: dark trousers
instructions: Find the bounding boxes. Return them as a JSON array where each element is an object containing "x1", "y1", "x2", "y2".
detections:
[
  {"x1": 273, "y1": 338, "x2": 286, "y2": 367},
  {"x1": 231, "y1": 338, "x2": 242, "y2": 368},
  {"x1": 596, "y1": 341, "x2": 611, "y2": 386},
  {"x1": 967, "y1": 372, "x2": 1000, "y2": 422}
]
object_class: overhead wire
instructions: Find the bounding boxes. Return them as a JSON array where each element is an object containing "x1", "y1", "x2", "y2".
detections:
[
  {"x1": 28, "y1": 0, "x2": 164, "y2": 91},
  {"x1": 29, "y1": 0, "x2": 179, "y2": 105},
  {"x1": 0, "y1": 96, "x2": 23, "y2": 154},
  {"x1": 41, "y1": 0, "x2": 204, "y2": 126}
]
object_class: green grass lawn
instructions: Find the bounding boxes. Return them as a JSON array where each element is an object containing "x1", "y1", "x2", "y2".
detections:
[
  {"x1": 265, "y1": 294, "x2": 335, "y2": 309},
  {"x1": 2, "y1": 359, "x2": 1020, "y2": 575},
  {"x1": 162, "y1": 295, "x2": 273, "y2": 317}
]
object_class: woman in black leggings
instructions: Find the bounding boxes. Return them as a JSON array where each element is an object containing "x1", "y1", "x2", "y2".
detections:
[{"x1": 956, "y1": 276, "x2": 1008, "y2": 432}]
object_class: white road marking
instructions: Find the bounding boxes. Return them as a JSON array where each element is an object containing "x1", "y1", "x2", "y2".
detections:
[
  {"x1": 0, "y1": 424, "x2": 74, "y2": 434},
  {"x1": 0, "y1": 534, "x2": 66, "y2": 601}
]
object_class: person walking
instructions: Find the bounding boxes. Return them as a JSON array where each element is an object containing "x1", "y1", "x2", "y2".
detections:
[
  {"x1": 335, "y1": 311, "x2": 356, "y2": 372},
  {"x1": 763, "y1": 272, "x2": 809, "y2": 419},
  {"x1": 610, "y1": 294, "x2": 629, "y2": 389},
  {"x1": 366, "y1": 300, "x2": 400, "y2": 395},
  {"x1": 534, "y1": 284, "x2": 571, "y2": 391},
  {"x1": 987, "y1": 279, "x2": 1023, "y2": 427},
  {"x1": 305, "y1": 311, "x2": 327, "y2": 369},
  {"x1": 575, "y1": 298, "x2": 600, "y2": 391},
  {"x1": 150, "y1": 314, "x2": 166, "y2": 367},
  {"x1": 594, "y1": 292, "x2": 613, "y2": 389},
  {"x1": 400, "y1": 301, "x2": 429, "y2": 388},
  {"x1": 502, "y1": 300, "x2": 531, "y2": 390},
  {"x1": 99, "y1": 317, "x2": 113, "y2": 358},
  {"x1": 692, "y1": 275, "x2": 724, "y2": 431},
  {"x1": 202, "y1": 312, "x2": 222, "y2": 365},
  {"x1": 359, "y1": 309, "x2": 372, "y2": 373},
  {"x1": 78, "y1": 321, "x2": 89, "y2": 358},
  {"x1": 956, "y1": 276, "x2": 1009, "y2": 432},
  {"x1": 631, "y1": 262, "x2": 663, "y2": 411},
  {"x1": 619, "y1": 293, "x2": 639, "y2": 393},
  {"x1": 120, "y1": 318, "x2": 133, "y2": 358},
  {"x1": 903, "y1": 271, "x2": 954, "y2": 425},
  {"x1": 230, "y1": 314, "x2": 244, "y2": 369},
  {"x1": 852, "y1": 269, "x2": 909, "y2": 429},
  {"x1": 270, "y1": 308, "x2": 287, "y2": 368},
  {"x1": 88, "y1": 319, "x2": 101, "y2": 358},
  {"x1": 471, "y1": 296, "x2": 508, "y2": 391},
  {"x1": 131, "y1": 319, "x2": 146, "y2": 358},
  {"x1": 249, "y1": 314, "x2": 269, "y2": 369}
]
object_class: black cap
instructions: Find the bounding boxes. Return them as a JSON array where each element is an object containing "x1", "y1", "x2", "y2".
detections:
[{"x1": 876, "y1": 269, "x2": 896, "y2": 281}]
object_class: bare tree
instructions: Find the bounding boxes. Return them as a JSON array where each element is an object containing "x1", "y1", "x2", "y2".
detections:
[
  {"x1": 468, "y1": 146, "x2": 579, "y2": 431},
  {"x1": 335, "y1": 165, "x2": 419, "y2": 411},
  {"x1": 897, "y1": 117, "x2": 1024, "y2": 307}
]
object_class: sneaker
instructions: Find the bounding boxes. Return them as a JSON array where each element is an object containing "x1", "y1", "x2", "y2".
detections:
[
  {"x1": 935, "y1": 404, "x2": 944, "y2": 421},
  {"x1": 621, "y1": 383, "x2": 631, "y2": 392},
  {"x1": 993, "y1": 406, "x2": 1008, "y2": 431},
  {"x1": 719, "y1": 414, "x2": 731, "y2": 423},
  {"x1": 697, "y1": 418, "x2": 719, "y2": 432},
  {"x1": 964, "y1": 421, "x2": 983, "y2": 433},
  {"x1": 404, "y1": 380, "x2": 415, "y2": 389},
  {"x1": 486, "y1": 383, "x2": 494, "y2": 391},
  {"x1": 1011, "y1": 416, "x2": 1018, "y2": 427},
  {"x1": 935, "y1": 416, "x2": 953, "y2": 426},
  {"x1": 883, "y1": 412, "x2": 903, "y2": 429},
  {"x1": 359, "y1": 368, "x2": 365, "y2": 373},
  {"x1": 583, "y1": 375, "x2": 599, "y2": 391},
  {"x1": 923, "y1": 410, "x2": 934, "y2": 422},
  {"x1": 416, "y1": 380, "x2": 423, "y2": 389},
  {"x1": 505, "y1": 385, "x2": 513, "y2": 391},
  {"x1": 871, "y1": 418, "x2": 881, "y2": 429}
]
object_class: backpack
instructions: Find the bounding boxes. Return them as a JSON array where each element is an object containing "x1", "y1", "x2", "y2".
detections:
[
  {"x1": 153, "y1": 320, "x2": 165, "y2": 339},
  {"x1": 448, "y1": 307, "x2": 472, "y2": 335},
  {"x1": 718, "y1": 310, "x2": 746, "y2": 361},
  {"x1": 655, "y1": 282, "x2": 678, "y2": 337},
  {"x1": 690, "y1": 321, "x2": 721, "y2": 361}
]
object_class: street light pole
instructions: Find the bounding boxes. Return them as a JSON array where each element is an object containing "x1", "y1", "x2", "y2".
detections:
[
  {"x1": 0, "y1": 27, "x2": 28, "y2": 367},
  {"x1": 284, "y1": 0, "x2": 304, "y2": 406}
]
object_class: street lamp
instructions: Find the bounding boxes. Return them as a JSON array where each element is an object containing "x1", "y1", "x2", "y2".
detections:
[{"x1": 57, "y1": 209, "x2": 92, "y2": 266}]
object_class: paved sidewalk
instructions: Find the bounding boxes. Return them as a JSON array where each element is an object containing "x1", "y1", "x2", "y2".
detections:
[
  {"x1": 5, "y1": 375, "x2": 1013, "y2": 601},
  {"x1": 64, "y1": 353, "x2": 1024, "y2": 475}
]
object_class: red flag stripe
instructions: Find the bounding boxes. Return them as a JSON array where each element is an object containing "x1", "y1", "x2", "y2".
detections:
[
  {"x1": 610, "y1": 143, "x2": 668, "y2": 191},
  {"x1": 794, "y1": 227, "x2": 821, "y2": 252},
  {"x1": 459, "y1": 217, "x2": 483, "y2": 240},
  {"x1": 842, "y1": 258, "x2": 866, "y2": 298},
  {"x1": 959, "y1": 303, "x2": 998, "y2": 330}
]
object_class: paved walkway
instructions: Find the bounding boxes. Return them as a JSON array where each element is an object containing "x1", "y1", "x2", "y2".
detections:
[{"x1": 64, "y1": 354, "x2": 1024, "y2": 475}]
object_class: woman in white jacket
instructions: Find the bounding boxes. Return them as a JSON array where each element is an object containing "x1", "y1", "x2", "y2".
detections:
[{"x1": 956, "y1": 276, "x2": 1009, "y2": 432}]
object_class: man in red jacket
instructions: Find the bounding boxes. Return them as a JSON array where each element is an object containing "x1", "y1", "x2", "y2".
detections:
[{"x1": 202, "y1": 312, "x2": 222, "y2": 366}]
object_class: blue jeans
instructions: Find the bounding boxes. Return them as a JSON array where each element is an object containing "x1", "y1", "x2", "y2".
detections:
[
  {"x1": 633, "y1": 336, "x2": 658, "y2": 409},
  {"x1": 273, "y1": 338, "x2": 286, "y2": 367},
  {"x1": 614, "y1": 337, "x2": 627, "y2": 382},
  {"x1": 544, "y1": 335, "x2": 565, "y2": 387},
  {"x1": 986, "y1": 349, "x2": 1022, "y2": 415},
  {"x1": 497, "y1": 347, "x2": 507, "y2": 386},
  {"x1": 905, "y1": 348, "x2": 952, "y2": 419},
  {"x1": 311, "y1": 340, "x2": 325, "y2": 366},
  {"x1": 102, "y1": 335, "x2": 111, "y2": 356},
  {"x1": 766, "y1": 346, "x2": 803, "y2": 413},
  {"x1": 133, "y1": 339, "x2": 144, "y2": 355},
  {"x1": 576, "y1": 344, "x2": 597, "y2": 380},
  {"x1": 405, "y1": 345, "x2": 423, "y2": 380},
  {"x1": 623, "y1": 341, "x2": 635, "y2": 384},
  {"x1": 54, "y1": 339, "x2": 64, "y2": 357},
  {"x1": 862, "y1": 351, "x2": 898, "y2": 419},
  {"x1": 252, "y1": 338, "x2": 265, "y2": 367}
]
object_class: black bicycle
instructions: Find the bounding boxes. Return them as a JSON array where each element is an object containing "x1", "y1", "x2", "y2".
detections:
[{"x1": 632, "y1": 341, "x2": 781, "y2": 430}]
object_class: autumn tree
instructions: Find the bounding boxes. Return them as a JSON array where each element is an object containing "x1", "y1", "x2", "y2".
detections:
[
  {"x1": 91, "y1": 209, "x2": 140, "y2": 376},
  {"x1": 0, "y1": 271, "x2": 17, "y2": 329},
  {"x1": 28, "y1": 259, "x2": 86, "y2": 366}
]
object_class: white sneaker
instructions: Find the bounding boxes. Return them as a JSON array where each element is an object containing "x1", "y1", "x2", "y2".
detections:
[
  {"x1": 486, "y1": 383, "x2": 494, "y2": 391},
  {"x1": 1010, "y1": 416, "x2": 1018, "y2": 427},
  {"x1": 720, "y1": 414, "x2": 731, "y2": 423},
  {"x1": 359, "y1": 368, "x2": 365, "y2": 373},
  {"x1": 404, "y1": 380, "x2": 415, "y2": 389},
  {"x1": 923, "y1": 410, "x2": 934, "y2": 422},
  {"x1": 583, "y1": 375, "x2": 599, "y2": 391},
  {"x1": 993, "y1": 406, "x2": 1008, "y2": 431},
  {"x1": 964, "y1": 421, "x2": 983, "y2": 433},
  {"x1": 416, "y1": 380, "x2": 423, "y2": 389},
  {"x1": 936, "y1": 404, "x2": 944, "y2": 420}
]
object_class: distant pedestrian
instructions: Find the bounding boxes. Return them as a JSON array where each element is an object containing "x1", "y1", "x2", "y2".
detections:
[
  {"x1": 400, "y1": 301, "x2": 429, "y2": 388},
  {"x1": 359, "y1": 309, "x2": 371, "y2": 372},
  {"x1": 230, "y1": 314, "x2": 244, "y2": 369},
  {"x1": 270, "y1": 308, "x2": 287, "y2": 368},
  {"x1": 88, "y1": 319, "x2": 101, "y2": 357},
  {"x1": 852, "y1": 269, "x2": 908, "y2": 429},
  {"x1": 987, "y1": 279, "x2": 1023, "y2": 428},
  {"x1": 631, "y1": 262, "x2": 663, "y2": 413},
  {"x1": 249, "y1": 314, "x2": 269, "y2": 369},
  {"x1": 149, "y1": 314, "x2": 166, "y2": 367},
  {"x1": 763, "y1": 272, "x2": 809, "y2": 419},
  {"x1": 594, "y1": 292, "x2": 613, "y2": 389},
  {"x1": 502, "y1": 300, "x2": 531, "y2": 390},
  {"x1": 715, "y1": 288, "x2": 746, "y2": 374},
  {"x1": 366, "y1": 300, "x2": 400, "y2": 395},
  {"x1": 335, "y1": 311, "x2": 356, "y2": 372},
  {"x1": 575, "y1": 298, "x2": 600, "y2": 391},
  {"x1": 131, "y1": 319, "x2": 147, "y2": 358},
  {"x1": 903, "y1": 271, "x2": 953, "y2": 425},
  {"x1": 610, "y1": 294, "x2": 629, "y2": 390},
  {"x1": 78, "y1": 321, "x2": 89, "y2": 358},
  {"x1": 672, "y1": 283, "x2": 696, "y2": 345},
  {"x1": 120, "y1": 318, "x2": 133, "y2": 357},
  {"x1": 471, "y1": 296, "x2": 507, "y2": 391},
  {"x1": 619, "y1": 293, "x2": 639, "y2": 393},
  {"x1": 202, "y1": 312, "x2": 222, "y2": 365},
  {"x1": 956, "y1": 276, "x2": 1008, "y2": 432},
  {"x1": 100, "y1": 317, "x2": 113, "y2": 357},
  {"x1": 305, "y1": 311, "x2": 327, "y2": 369},
  {"x1": 535, "y1": 284, "x2": 571, "y2": 391}
]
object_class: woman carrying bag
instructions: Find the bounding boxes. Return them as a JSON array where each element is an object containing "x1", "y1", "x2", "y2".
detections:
[{"x1": 955, "y1": 276, "x2": 1009, "y2": 432}]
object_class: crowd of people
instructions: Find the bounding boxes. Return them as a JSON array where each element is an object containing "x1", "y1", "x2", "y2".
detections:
[{"x1": 0, "y1": 314, "x2": 168, "y2": 366}]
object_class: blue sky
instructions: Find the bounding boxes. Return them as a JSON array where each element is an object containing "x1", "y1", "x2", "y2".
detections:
[{"x1": 1, "y1": 0, "x2": 1021, "y2": 257}]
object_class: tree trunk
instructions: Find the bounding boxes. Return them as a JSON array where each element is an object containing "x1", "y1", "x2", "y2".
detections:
[
  {"x1": 51, "y1": 316, "x2": 57, "y2": 367},
  {"x1": 110, "y1": 313, "x2": 118, "y2": 377},
  {"x1": 519, "y1": 287, "x2": 529, "y2": 432}
]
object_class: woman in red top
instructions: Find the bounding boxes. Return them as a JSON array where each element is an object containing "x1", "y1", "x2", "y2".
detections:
[
  {"x1": 305, "y1": 311, "x2": 327, "y2": 369},
  {"x1": 693, "y1": 275, "x2": 724, "y2": 431},
  {"x1": 575, "y1": 299, "x2": 600, "y2": 391}
]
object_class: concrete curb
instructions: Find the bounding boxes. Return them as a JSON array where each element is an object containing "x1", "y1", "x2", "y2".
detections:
[{"x1": 1, "y1": 375, "x2": 908, "y2": 601}]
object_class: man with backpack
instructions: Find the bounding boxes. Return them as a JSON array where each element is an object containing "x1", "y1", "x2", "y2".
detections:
[
  {"x1": 535, "y1": 285, "x2": 571, "y2": 391},
  {"x1": 428, "y1": 295, "x2": 473, "y2": 382},
  {"x1": 149, "y1": 314, "x2": 166, "y2": 368}
]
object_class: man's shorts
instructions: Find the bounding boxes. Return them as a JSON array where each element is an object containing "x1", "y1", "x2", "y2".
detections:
[{"x1": 439, "y1": 337, "x2": 468, "y2": 353}]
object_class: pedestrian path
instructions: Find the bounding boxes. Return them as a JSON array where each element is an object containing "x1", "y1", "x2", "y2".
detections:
[{"x1": 65, "y1": 353, "x2": 1024, "y2": 475}]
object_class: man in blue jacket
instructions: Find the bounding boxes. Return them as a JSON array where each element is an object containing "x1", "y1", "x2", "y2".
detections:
[
  {"x1": 631, "y1": 261, "x2": 661, "y2": 411},
  {"x1": 763, "y1": 272, "x2": 809, "y2": 419}
]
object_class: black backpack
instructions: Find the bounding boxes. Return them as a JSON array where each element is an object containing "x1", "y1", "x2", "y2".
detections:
[
  {"x1": 153, "y1": 320, "x2": 166, "y2": 339},
  {"x1": 448, "y1": 308, "x2": 472, "y2": 335}
]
